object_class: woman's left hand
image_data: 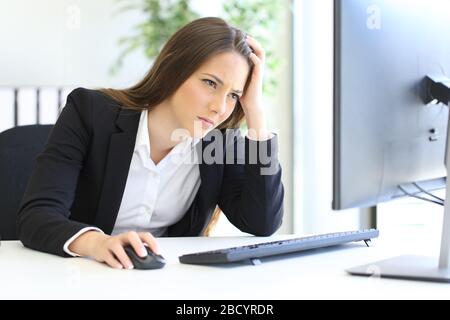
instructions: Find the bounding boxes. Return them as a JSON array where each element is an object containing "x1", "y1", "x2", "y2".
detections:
[{"x1": 239, "y1": 35, "x2": 271, "y2": 141}]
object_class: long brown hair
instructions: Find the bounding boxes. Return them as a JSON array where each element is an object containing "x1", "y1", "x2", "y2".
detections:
[{"x1": 99, "y1": 17, "x2": 255, "y2": 236}]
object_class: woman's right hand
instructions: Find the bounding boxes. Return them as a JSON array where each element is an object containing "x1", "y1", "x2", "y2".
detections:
[{"x1": 69, "y1": 230, "x2": 160, "y2": 269}]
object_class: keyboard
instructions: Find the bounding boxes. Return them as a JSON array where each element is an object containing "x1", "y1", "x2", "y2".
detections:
[{"x1": 179, "y1": 229, "x2": 379, "y2": 264}]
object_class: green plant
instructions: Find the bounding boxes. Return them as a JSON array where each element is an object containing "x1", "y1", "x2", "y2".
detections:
[
  {"x1": 111, "y1": 0, "x2": 284, "y2": 97},
  {"x1": 111, "y1": 0, "x2": 199, "y2": 75}
]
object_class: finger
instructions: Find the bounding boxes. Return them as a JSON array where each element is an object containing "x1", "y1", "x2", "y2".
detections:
[
  {"x1": 104, "y1": 251, "x2": 124, "y2": 269},
  {"x1": 246, "y1": 36, "x2": 265, "y2": 61},
  {"x1": 246, "y1": 37, "x2": 264, "y2": 56},
  {"x1": 249, "y1": 53, "x2": 264, "y2": 80},
  {"x1": 139, "y1": 232, "x2": 160, "y2": 255},
  {"x1": 124, "y1": 231, "x2": 148, "y2": 258},
  {"x1": 249, "y1": 52, "x2": 261, "y2": 67},
  {"x1": 111, "y1": 244, "x2": 134, "y2": 270}
]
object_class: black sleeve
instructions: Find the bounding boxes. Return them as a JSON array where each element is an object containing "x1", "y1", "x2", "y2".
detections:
[
  {"x1": 17, "y1": 88, "x2": 95, "y2": 257},
  {"x1": 217, "y1": 130, "x2": 284, "y2": 236}
]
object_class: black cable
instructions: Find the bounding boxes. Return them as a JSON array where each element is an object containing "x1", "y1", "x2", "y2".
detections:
[
  {"x1": 398, "y1": 185, "x2": 444, "y2": 206},
  {"x1": 412, "y1": 182, "x2": 444, "y2": 202}
]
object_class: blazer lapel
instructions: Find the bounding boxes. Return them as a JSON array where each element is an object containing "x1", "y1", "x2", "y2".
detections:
[{"x1": 94, "y1": 108, "x2": 141, "y2": 233}]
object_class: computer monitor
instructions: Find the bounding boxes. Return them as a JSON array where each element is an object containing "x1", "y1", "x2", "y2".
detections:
[{"x1": 333, "y1": 0, "x2": 450, "y2": 282}]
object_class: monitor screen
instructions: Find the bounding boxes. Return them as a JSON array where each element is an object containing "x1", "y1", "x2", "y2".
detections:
[
  {"x1": 333, "y1": 0, "x2": 450, "y2": 210},
  {"x1": 334, "y1": 0, "x2": 450, "y2": 282}
]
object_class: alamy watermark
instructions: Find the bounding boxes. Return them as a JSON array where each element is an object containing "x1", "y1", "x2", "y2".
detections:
[{"x1": 169, "y1": 125, "x2": 279, "y2": 176}]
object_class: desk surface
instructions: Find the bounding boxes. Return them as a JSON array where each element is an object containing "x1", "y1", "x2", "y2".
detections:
[{"x1": 1, "y1": 228, "x2": 450, "y2": 299}]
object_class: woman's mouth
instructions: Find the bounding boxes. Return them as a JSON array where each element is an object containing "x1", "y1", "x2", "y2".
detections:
[{"x1": 197, "y1": 116, "x2": 214, "y2": 128}]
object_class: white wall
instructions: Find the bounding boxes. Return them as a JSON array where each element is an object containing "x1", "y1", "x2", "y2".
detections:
[
  {"x1": 0, "y1": 0, "x2": 150, "y2": 129},
  {"x1": 0, "y1": 0, "x2": 149, "y2": 87},
  {"x1": 293, "y1": 0, "x2": 362, "y2": 234},
  {"x1": 268, "y1": 1, "x2": 293, "y2": 235}
]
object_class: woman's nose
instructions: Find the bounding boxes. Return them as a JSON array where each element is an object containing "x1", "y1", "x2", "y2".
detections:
[{"x1": 209, "y1": 96, "x2": 227, "y2": 115}]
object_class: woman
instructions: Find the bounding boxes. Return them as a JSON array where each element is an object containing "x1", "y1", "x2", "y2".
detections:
[{"x1": 17, "y1": 17, "x2": 284, "y2": 269}]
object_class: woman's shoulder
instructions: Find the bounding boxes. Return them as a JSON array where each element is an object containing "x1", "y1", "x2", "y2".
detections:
[
  {"x1": 67, "y1": 87, "x2": 117, "y2": 106},
  {"x1": 65, "y1": 87, "x2": 131, "y2": 117}
]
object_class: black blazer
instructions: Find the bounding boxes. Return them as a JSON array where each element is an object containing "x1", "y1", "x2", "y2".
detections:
[{"x1": 17, "y1": 88, "x2": 284, "y2": 257}]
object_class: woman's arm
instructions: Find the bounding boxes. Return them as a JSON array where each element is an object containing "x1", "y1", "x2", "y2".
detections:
[
  {"x1": 215, "y1": 35, "x2": 283, "y2": 235},
  {"x1": 16, "y1": 88, "x2": 162, "y2": 268},
  {"x1": 16, "y1": 88, "x2": 96, "y2": 256},
  {"x1": 217, "y1": 130, "x2": 284, "y2": 236},
  {"x1": 68, "y1": 230, "x2": 160, "y2": 269}
]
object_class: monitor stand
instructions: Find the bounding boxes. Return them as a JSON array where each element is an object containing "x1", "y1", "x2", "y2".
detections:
[{"x1": 347, "y1": 76, "x2": 450, "y2": 282}]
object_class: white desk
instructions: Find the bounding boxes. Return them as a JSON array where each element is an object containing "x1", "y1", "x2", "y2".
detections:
[{"x1": 1, "y1": 227, "x2": 450, "y2": 299}]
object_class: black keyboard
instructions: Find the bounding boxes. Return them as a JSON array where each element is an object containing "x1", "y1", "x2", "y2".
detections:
[{"x1": 179, "y1": 229, "x2": 379, "y2": 264}]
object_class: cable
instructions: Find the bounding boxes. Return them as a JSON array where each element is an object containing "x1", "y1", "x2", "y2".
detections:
[
  {"x1": 398, "y1": 185, "x2": 444, "y2": 206},
  {"x1": 412, "y1": 182, "x2": 445, "y2": 202}
]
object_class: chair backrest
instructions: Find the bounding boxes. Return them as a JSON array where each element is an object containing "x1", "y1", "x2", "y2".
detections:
[{"x1": 0, "y1": 125, "x2": 53, "y2": 240}]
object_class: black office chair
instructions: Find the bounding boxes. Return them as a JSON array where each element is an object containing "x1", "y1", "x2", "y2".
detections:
[{"x1": 0, "y1": 125, "x2": 53, "y2": 240}]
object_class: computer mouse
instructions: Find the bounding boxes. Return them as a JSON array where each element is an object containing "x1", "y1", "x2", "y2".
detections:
[{"x1": 123, "y1": 245, "x2": 166, "y2": 270}]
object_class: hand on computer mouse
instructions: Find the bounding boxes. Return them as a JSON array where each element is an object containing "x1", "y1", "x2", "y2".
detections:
[
  {"x1": 69, "y1": 230, "x2": 161, "y2": 269},
  {"x1": 124, "y1": 245, "x2": 166, "y2": 270}
]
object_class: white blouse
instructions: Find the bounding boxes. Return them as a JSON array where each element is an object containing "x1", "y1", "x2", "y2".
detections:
[{"x1": 64, "y1": 109, "x2": 201, "y2": 256}]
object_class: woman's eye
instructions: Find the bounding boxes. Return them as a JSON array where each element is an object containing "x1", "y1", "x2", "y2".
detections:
[
  {"x1": 203, "y1": 79, "x2": 239, "y2": 100},
  {"x1": 231, "y1": 93, "x2": 240, "y2": 101},
  {"x1": 203, "y1": 79, "x2": 216, "y2": 88}
]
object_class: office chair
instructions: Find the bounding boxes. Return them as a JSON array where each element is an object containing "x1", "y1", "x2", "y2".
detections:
[{"x1": 0, "y1": 124, "x2": 53, "y2": 240}]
